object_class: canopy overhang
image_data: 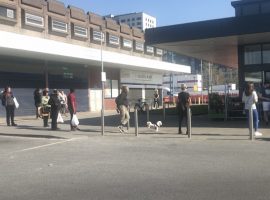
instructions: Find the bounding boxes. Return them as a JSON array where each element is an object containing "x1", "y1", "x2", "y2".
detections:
[{"x1": 145, "y1": 13, "x2": 270, "y2": 68}]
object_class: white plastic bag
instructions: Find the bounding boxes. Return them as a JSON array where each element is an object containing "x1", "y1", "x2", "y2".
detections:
[
  {"x1": 13, "y1": 97, "x2": 19, "y2": 109},
  {"x1": 71, "y1": 114, "x2": 79, "y2": 126},
  {"x1": 57, "y1": 113, "x2": 64, "y2": 123}
]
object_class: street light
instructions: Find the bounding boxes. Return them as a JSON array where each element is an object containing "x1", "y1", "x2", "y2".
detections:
[{"x1": 100, "y1": 31, "x2": 106, "y2": 136}]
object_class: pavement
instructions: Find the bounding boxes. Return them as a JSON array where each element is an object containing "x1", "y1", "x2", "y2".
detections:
[{"x1": 0, "y1": 111, "x2": 270, "y2": 200}]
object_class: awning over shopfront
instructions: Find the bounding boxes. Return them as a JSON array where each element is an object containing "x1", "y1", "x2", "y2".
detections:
[
  {"x1": 145, "y1": 13, "x2": 270, "y2": 68},
  {"x1": 0, "y1": 30, "x2": 190, "y2": 74}
]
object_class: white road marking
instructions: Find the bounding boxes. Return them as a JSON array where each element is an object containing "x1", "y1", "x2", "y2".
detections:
[{"x1": 13, "y1": 137, "x2": 83, "y2": 153}]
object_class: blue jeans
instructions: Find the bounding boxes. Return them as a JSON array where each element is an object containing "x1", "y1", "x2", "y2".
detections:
[{"x1": 246, "y1": 109, "x2": 259, "y2": 131}]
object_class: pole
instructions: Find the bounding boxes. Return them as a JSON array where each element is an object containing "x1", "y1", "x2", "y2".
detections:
[
  {"x1": 249, "y1": 106, "x2": 254, "y2": 140},
  {"x1": 135, "y1": 108, "x2": 138, "y2": 136},
  {"x1": 127, "y1": 107, "x2": 130, "y2": 130},
  {"x1": 101, "y1": 32, "x2": 105, "y2": 136},
  {"x1": 200, "y1": 59, "x2": 203, "y2": 103},
  {"x1": 146, "y1": 104, "x2": 149, "y2": 122},
  {"x1": 187, "y1": 106, "x2": 192, "y2": 139},
  {"x1": 163, "y1": 102, "x2": 166, "y2": 121}
]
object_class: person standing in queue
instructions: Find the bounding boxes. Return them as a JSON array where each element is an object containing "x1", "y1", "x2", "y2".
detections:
[
  {"x1": 115, "y1": 86, "x2": 130, "y2": 133},
  {"x1": 33, "y1": 88, "x2": 42, "y2": 119},
  {"x1": 1, "y1": 86, "x2": 17, "y2": 126},
  {"x1": 177, "y1": 84, "x2": 191, "y2": 134},
  {"x1": 41, "y1": 89, "x2": 51, "y2": 128},
  {"x1": 242, "y1": 82, "x2": 262, "y2": 137},
  {"x1": 67, "y1": 88, "x2": 80, "y2": 131},
  {"x1": 48, "y1": 89, "x2": 61, "y2": 130}
]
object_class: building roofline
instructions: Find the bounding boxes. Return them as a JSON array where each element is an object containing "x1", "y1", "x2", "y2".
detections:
[{"x1": 145, "y1": 13, "x2": 270, "y2": 45}]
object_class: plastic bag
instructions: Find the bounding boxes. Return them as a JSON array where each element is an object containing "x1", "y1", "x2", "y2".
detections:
[
  {"x1": 57, "y1": 113, "x2": 64, "y2": 123},
  {"x1": 13, "y1": 97, "x2": 19, "y2": 109},
  {"x1": 71, "y1": 114, "x2": 79, "y2": 126}
]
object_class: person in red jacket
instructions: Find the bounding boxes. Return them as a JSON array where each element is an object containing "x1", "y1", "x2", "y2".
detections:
[{"x1": 67, "y1": 88, "x2": 80, "y2": 131}]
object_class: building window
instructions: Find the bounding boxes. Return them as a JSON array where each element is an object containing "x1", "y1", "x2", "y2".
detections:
[
  {"x1": 109, "y1": 34, "x2": 120, "y2": 45},
  {"x1": 105, "y1": 79, "x2": 118, "y2": 98},
  {"x1": 263, "y1": 44, "x2": 270, "y2": 64},
  {"x1": 127, "y1": 19, "x2": 130, "y2": 22},
  {"x1": 132, "y1": 18, "x2": 135, "y2": 21},
  {"x1": 244, "y1": 45, "x2": 261, "y2": 65},
  {"x1": 92, "y1": 30, "x2": 105, "y2": 42},
  {"x1": 51, "y1": 19, "x2": 68, "y2": 33},
  {"x1": 123, "y1": 38, "x2": 132, "y2": 48},
  {"x1": 146, "y1": 46, "x2": 154, "y2": 54},
  {"x1": 136, "y1": 17, "x2": 141, "y2": 20},
  {"x1": 156, "y1": 48, "x2": 163, "y2": 56},
  {"x1": 74, "y1": 25, "x2": 87, "y2": 38},
  {"x1": 120, "y1": 19, "x2": 125, "y2": 23},
  {"x1": 245, "y1": 71, "x2": 262, "y2": 83},
  {"x1": 0, "y1": 6, "x2": 15, "y2": 19},
  {"x1": 25, "y1": 13, "x2": 44, "y2": 28},
  {"x1": 135, "y1": 41, "x2": 144, "y2": 51},
  {"x1": 137, "y1": 22, "x2": 141, "y2": 26}
]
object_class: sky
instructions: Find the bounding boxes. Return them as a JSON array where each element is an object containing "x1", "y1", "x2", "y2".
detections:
[{"x1": 62, "y1": 0, "x2": 235, "y2": 27}]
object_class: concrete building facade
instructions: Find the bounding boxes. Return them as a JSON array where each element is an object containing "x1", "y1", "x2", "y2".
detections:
[
  {"x1": 112, "y1": 12, "x2": 156, "y2": 31},
  {"x1": 0, "y1": 0, "x2": 190, "y2": 116}
]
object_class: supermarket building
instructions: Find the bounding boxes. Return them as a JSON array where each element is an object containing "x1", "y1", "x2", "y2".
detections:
[
  {"x1": 145, "y1": 0, "x2": 270, "y2": 93},
  {"x1": 0, "y1": 0, "x2": 190, "y2": 115}
]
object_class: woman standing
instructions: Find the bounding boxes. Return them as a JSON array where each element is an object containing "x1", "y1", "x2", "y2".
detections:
[
  {"x1": 2, "y1": 86, "x2": 17, "y2": 126},
  {"x1": 33, "y1": 88, "x2": 42, "y2": 119},
  {"x1": 41, "y1": 89, "x2": 51, "y2": 127},
  {"x1": 242, "y1": 82, "x2": 262, "y2": 137}
]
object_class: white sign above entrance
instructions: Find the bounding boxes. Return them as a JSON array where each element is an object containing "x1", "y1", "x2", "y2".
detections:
[{"x1": 120, "y1": 69, "x2": 163, "y2": 85}]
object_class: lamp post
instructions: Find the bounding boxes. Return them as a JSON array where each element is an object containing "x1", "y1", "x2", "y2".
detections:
[{"x1": 100, "y1": 32, "x2": 105, "y2": 136}]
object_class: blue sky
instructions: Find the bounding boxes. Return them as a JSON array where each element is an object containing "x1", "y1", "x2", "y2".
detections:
[{"x1": 62, "y1": 0, "x2": 235, "y2": 27}]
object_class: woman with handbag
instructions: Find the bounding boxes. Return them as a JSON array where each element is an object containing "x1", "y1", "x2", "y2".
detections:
[{"x1": 1, "y1": 86, "x2": 17, "y2": 126}]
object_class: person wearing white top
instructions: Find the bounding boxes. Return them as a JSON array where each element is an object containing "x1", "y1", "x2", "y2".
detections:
[{"x1": 242, "y1": 82, "x2": 262, "y2": 137}]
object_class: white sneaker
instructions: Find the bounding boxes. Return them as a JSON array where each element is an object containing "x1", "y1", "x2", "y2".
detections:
[
  {"x1": 254, "y1": 131, "x2": 263, "y2": 137},
  {"x1": 118, "y1": 125, "x2": 124, "y2": 133}
]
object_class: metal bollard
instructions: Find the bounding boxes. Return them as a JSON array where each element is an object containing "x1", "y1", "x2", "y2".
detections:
[
  {"x1": 146, "y1": 104, "x2": 150, "y2": 122},
  {"x1": 187, "y1": 107, "x2": 192, "y2": 139},
  {"x1": 127, "y1": 107, "x2": 130, "y2": 130},
  {"x1": 249, "y1": 107, "x2": 254, "y2": 140},
  {"x1": 134, "y1": 108, "x2": 139, "y2": 136},
  {"x1": 163, "y1": 103, "x2": 166, "y2": 121}
]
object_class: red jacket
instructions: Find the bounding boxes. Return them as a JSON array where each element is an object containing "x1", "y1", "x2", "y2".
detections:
[{"x1": 67, "y1": 92, "x2": 77, "y2": 113}]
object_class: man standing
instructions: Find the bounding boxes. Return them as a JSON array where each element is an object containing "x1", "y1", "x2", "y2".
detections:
[
  {"x1": 177, "y1": 84, "x2": 191, "y2": 134},
  {"x1": 67, "y1": 88, "x2": 79, "y2": 131},
  {"x1": 48, "y1": 89, "x2": 61, "y2": 130},
  {"x1": 115, "y1": 86, "x2": 130, "y2": 133},
  {"x1": 33, "y1": 88, "x2": 42, "y2": 119}
]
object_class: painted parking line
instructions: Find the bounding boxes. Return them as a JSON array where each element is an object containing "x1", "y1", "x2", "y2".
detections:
[{"x1": 13, "y1": 137, "x2": 83, "y2": 153}]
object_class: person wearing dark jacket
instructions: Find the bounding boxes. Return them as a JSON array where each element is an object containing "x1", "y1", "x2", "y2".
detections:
[
  {"x1": 2, "y1": 86, "x2": 17, "y2": 126},
  {"x1": 177, "y1": 84, "x2": 191, "y2": 134},
  {"x1": 67, "y1": 88, "x2": 80, "y2": 131},
  {"x1": 34, "y1": 88, "x2": 42, "y2": 119},
  {"x1": 48, "y1": 89, "x2": 61, "y2": 130},
  {"x1": 115, "y1": 86, "x2": 130, "y2": 133}
]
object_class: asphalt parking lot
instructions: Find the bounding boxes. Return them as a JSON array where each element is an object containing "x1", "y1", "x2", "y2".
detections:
[{"x1": 0, "y1": 112, "x2": 270, "y2": 200}]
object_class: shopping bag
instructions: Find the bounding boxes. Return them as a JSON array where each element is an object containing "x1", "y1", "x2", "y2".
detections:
[
  {"x1": 13, "y1": 97, "x2": 19, "y2": 109},
  {"x1": 71, "y1": 114, "x2": 79, "y2": 126},
  {"x1": 57, "y1": 113, "x2": 64, "y2": 123}
]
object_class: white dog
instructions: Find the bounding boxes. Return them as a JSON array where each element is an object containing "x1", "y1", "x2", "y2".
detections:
[{"x1": 146, "y1": 121, "x2": 162, "y2": 132}]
